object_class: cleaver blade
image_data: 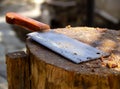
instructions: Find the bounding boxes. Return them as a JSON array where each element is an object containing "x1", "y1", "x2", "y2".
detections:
[{"x1": 28, "y1": 31, "x2": 109, "y2": 63}]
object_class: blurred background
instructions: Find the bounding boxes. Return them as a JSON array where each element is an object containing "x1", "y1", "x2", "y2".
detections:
[{"x1": 0, "y1": 0, "x2": 120, "y2": 89}]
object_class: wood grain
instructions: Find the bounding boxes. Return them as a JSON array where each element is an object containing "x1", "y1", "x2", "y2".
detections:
[{"x1": 6, "y1": 51, "x2": 30, "y2": 89}]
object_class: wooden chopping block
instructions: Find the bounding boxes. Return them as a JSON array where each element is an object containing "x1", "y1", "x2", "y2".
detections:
[
  {"x1": 6, "y1": 27, "x2": 120, "y2": 89},
  {"x1": 26, "y1": 27, "x2": 120, "y2": 89}
]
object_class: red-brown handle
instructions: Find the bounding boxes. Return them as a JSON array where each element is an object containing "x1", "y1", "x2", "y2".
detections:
[{"x1": 6, "y1": 12, "x2": 50, "y2": 32}]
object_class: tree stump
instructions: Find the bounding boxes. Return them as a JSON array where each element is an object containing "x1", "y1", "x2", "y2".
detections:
[
  {"x1": 26, "y1": 27, "x2": 120, "y2": 89},
  {"x1": 6, "y1": 51, "x2": 30, "y2": 89}
]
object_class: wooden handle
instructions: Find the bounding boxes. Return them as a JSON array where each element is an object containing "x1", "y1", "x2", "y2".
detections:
[{"x1": 6, "y1": 12, "x2": 50, "y2": 32}]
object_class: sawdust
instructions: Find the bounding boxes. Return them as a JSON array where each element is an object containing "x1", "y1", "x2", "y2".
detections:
[{"x1": 54, "y1": 27, "x2": 120, "y2": 72}]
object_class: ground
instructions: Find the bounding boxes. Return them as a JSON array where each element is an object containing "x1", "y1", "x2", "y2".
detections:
[{"x1": 0, "y1": 0, "x2": 42, "y2": 89}]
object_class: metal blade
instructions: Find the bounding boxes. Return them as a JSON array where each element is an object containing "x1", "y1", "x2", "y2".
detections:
[{"x1": 28, "y1": 31, "x2": 109, "y2": 63}]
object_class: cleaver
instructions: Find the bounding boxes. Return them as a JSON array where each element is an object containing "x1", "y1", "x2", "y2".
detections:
[{"x1": 6, "y1": 12, "x2": 109, "y2": 63}]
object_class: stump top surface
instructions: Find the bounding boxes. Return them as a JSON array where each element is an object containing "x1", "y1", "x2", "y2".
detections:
[{"x1": 26, "y1": 27, "x2": 120, "y2": 75}]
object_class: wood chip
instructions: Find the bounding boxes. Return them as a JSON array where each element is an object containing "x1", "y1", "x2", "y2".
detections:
[
  {"x1": 106, "y1": 61, "x2": 118, "y2": 68},
  {"x1": 65, "y1": 25, "x2": 71, "y2": 29}
]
